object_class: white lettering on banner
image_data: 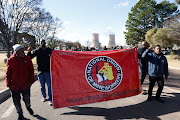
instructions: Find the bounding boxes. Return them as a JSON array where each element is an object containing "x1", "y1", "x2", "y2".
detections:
[{"x1": 85, "y1": 56, "x2": 123, "y2": 92}]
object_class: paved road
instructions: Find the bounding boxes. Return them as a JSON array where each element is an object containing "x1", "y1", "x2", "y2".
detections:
[{"x1": 0, "y1": 68, "x2": 179, "y2": 120}]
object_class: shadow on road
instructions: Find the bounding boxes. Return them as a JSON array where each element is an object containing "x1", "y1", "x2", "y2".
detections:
[
  {"x1": 165, "y1": 69, "x2": 180, "y2": 89},
  {"x1": 63, "y1": 93, "x2": 180, "y2": 120}
]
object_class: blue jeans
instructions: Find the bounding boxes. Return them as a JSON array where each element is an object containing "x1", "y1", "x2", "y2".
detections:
[{"x1": 38, "y1": 72, "x2": 52, "y2": 102}]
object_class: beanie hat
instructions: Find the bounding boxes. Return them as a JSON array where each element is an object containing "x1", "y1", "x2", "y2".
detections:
[{"x1": 13, "y1": 44, "x2": 24, "y2": 53}]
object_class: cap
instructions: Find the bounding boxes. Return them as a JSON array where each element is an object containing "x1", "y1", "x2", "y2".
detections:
[{"x1": 13, "y1": 44, "x2": 24, "y2": 53}]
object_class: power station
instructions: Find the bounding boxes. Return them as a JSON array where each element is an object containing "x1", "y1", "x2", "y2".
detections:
[{"x1": 91, "y1": 33, "x2": 116, "y2": 48}]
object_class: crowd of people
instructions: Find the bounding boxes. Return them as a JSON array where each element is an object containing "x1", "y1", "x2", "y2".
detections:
[
  {"x1": 5, "y1": 40, "x2": 169, "y2": 120},
  {"x1": 72, "y1": 45, "x2": 123, "y2": 51}
]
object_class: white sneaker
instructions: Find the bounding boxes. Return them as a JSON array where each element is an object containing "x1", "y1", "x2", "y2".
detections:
[
  {"x1": 49, "y1": 101, "x2": 53, "y2": 106},
  {"x1": 41, "y1": 98, "x2": 46, "y2": 102}
]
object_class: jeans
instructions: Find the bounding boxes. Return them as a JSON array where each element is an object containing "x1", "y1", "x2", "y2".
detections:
[
  {"x1": 10, "y1": 87, "x2": 31, "y2": 115},
  {"x1": 38, "y1": 72, "x2": 52, "y2": 102},
  {"x1": 148, "y1": 76, "x2": 164, "y2": 98}
]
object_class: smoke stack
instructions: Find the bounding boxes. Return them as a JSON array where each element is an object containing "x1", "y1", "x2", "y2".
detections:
[
  {"x1": 108, "y1": 34, "x2": 116, "y2": 48},
  {"x1": 91, "y1": 33, "x2": 99, "y2": 48}
]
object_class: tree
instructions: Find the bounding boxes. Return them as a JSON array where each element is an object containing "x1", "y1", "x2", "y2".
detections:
[
  {"x1": 0, "y1": 0, "x2": 42, "y2": 57},
  {"x1": 145, "y1": 27, "x2": 158, "y2": 47},
  {"x1": 0, "y1": 0, "x2": 62, "y2": 57},
  {"x1": 153, "y1": 28, "x2": 173, "y2": 49},
  {"x1": 125, "y1": 0, "x2": 157, "y2": 46},
  {"x1": 125, "y1": 0, "x2": 178, "y2": 46},
  {"x1": 156, "y1": 0, "x2": 178, "y2": 28},
  {"x1": 85, "y1": 40, "x2": 91, "y2": 47},
  {"x1": 167, "y1": 23, "x2": 180, "y2": 46},
  {"x1": 46, "y1": 37, "x2": 64, "y2": 49},
  {"x1": 64, "y1": 41, "x2": 81, "y2": 50},
  {"x1": 145, "y1": 27, "x2": 180, "y2": 49},
  {"x1": 176, "y1": 0, "x2": 180, "y2": 4}
]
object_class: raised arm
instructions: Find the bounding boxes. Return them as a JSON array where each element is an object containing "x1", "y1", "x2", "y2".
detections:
[
  {"x1": 27, "y1": 47, "x2": 38, "y2": 59},
  {"x1": 142, "y1": 48, "x2": 152, "y2": 61}
]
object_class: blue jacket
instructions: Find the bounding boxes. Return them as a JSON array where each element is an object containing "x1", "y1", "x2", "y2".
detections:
[{"x1": 142, "y1": 49, "x2": 169, "y2": 77}]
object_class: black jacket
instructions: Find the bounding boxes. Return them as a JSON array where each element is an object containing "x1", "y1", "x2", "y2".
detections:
[
  {"x1": 27, "y1": 47, "x2": 52, "y2": 74},
  {"x1": 138, "y1": 47, "x2": 148, "y2": 70}
]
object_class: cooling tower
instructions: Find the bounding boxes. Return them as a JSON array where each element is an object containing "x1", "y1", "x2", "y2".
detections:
[
  {"x1": 91, "y1": 33, "x2": 99, "y2": 48},
  {"x1": 108, "y1": 34, "x2": 116, "y2": 48}
]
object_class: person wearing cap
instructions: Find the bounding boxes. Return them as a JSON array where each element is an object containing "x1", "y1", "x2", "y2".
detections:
[
  {"x1": 27, "y1": 39, "x2": 53, "y2": 106},
  {"x1": 6, "y1": 44, "x2": 35, "y2": 120}
]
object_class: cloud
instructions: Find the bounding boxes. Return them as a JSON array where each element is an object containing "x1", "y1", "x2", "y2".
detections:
[
  {"x1": 63, "y1": 21, "x2": 71, "y2": 25},
  {"x1": 114, "y1": 1, "x2": 129, "y2": 8},
  {"x1": 57, "y1": 32, "x2": 82, "y2": 42}
]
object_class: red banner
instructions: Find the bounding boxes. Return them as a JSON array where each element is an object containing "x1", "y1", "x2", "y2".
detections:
[{"x1": 51, "y1": 48, "x2": 141, "y2": 108}]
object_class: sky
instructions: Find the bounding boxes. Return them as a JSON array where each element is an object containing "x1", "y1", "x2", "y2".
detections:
[{"x1": 42, "y1": 0, "x2": 179, "y2": 46}]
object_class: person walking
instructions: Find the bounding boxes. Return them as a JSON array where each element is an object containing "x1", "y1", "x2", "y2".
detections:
[
  {"x1": 138, "y1": 41, "x2": 149, "y2": 84},
  {"x1": 27, "y1": 39, "x2": 53, "y2": 106},
  {"x1": 142, "y1": 45, "x2": 169, "y2": 103},
  {"x1": 6, "y1": 44, "x2": 35, "y2": 120}
]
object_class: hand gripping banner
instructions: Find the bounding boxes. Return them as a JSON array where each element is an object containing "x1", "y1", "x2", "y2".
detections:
[{"x1": 51, "y1": 48, "x2": 141, "y2": 108}]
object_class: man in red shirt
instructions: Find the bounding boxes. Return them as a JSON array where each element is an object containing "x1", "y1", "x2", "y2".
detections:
[{"x1": 6, "y1": 44, "x2": 35, "y2": 120}]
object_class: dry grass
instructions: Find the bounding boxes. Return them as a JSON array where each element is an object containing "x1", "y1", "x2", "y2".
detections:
[
  {"x1": 0, "y1": 52, "x2": 37, "y2": 72},
  {"x1": 165, "y1": 55, "x2": 180, "y2": 68}
]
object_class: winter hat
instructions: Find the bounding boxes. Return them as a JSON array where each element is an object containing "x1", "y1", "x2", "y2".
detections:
[{"x1": 13, "y1": 44, "x2": 24, "y2": 53}]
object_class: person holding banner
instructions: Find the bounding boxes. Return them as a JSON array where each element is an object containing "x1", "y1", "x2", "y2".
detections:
[
  {"x1": 138, "y1": 41, "x2": 149, "y2": 84},
  {"x1": 27, "y1": 40, "x2": 53, "y2": 106},
  {"x1": 142, "y1": 45, "x2": 169, "y2": 103},
  {"x1": 6, "y1": 44, "x2": 35, "y2": 120}
]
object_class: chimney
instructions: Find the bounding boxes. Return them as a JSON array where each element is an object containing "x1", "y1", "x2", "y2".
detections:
[
  {"x1": 108, "y1": 34, "x2": 116, "y2": 48},
  {"x1": 91, "y1": 33, "x2": 99, "y2": 48}
]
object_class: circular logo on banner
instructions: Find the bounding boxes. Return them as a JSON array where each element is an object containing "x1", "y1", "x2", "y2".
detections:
[{"x1": 85, "y1": 56, "x2": 123, "y2": 92}]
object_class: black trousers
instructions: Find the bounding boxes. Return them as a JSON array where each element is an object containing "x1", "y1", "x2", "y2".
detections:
[
  {"x1": 139, "y1": 66, "x2": 148, "y2": 84},
  {"x1": 10, "y1": 87, "x2": 31, "y2": 115},
  {"x1": 148, "y1": 76, "x2": 164, "y2": 98}
]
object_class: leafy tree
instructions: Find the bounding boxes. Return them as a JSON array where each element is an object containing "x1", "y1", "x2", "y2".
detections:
[
  {"x1": 152, "y1": 28, "x2": 173, "y2": 49},
  {"x1": 125, "y1": 0, "x2": 178, "y2": 46},
  {"x1": 125, "y1": 0, "x2": 157, "y2": 46},
  {"x1": 46, "y1": 37, "x2": 64, "y2": 49},
  {"x1": 176, "y1": 0, "x2": 180, "y2": 4},
  {"x1": 64, "y1": 41, "x2": 81, "y2": 50},
  {"x1": 145, "y1": 27, "x2": 179, "y2": 49},
  {"x1": 145, "y1": 27, "x2": 158, "y2": 47},
  {"x1": 156, "y1": 0, "x2": 178, "y2": 28}
]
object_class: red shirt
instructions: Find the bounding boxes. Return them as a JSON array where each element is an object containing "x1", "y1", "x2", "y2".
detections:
[{"x1": 6, "y1": 53, "x2": 35, "y2": 91}]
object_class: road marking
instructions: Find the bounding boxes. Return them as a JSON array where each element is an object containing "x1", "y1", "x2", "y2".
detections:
[
  {"x1": 169, "y1": 66, "x2": 180, "y2": 70},
  {"x1": 145, "y1": 79, "x2": 180, "y2": 93},
  {"x1": 164, "y1": 86, "x2": 180, "y2": 93},
  {"x1": 1, "y1": 103, "x2": 14, "y2": 118}
]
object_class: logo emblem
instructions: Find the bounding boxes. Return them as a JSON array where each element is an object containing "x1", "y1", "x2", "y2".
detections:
[{"x1": 85, "y1": 56, "x2": 123, "y2": 92}]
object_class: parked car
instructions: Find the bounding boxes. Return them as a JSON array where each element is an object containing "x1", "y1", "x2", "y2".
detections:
[{"x1": 162, "y1": 50, "x2": 170, "y2": 55}]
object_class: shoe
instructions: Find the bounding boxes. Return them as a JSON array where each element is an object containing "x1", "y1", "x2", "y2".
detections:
[
  {"x1": 142, "y1": 91, "x2": 148, "y2": 95},
  {"x1": 155, "y1": 97, "x2": 165, "y2": 103},
  {"x1": 27, "y1": 108, "x2": 34, "y2": 115},
  {"x1": 41, "y1": 98, "x2": 47, "y2": 102},
  {"x1": 49, "y1": 101, "x2": 53, "y2": 106},
  {"x1": 18, "y1": 114, "x2": 24, "y2": 120},
  {"x1": 147, "y1": 96, "x2": 152, "y2": 101}
]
